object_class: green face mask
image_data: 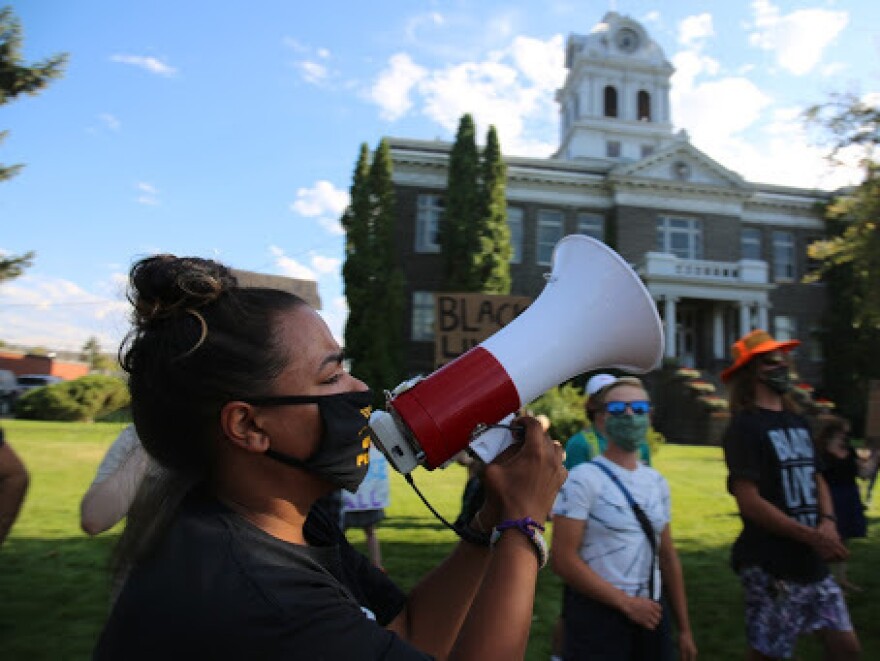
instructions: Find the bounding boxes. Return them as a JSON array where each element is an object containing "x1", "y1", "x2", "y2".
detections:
[{"x1": 604, "y1": 414, "x2": 649, "y2": 452}]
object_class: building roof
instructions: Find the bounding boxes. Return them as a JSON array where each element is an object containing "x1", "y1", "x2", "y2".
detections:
[{"x1": 232, "y1": 269, "x2": 321, "y2": 309}]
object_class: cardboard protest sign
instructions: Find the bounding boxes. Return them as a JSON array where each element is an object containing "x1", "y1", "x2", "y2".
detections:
[{"x1": 434, "y1": 293, "x2": 531, "y2": 368}]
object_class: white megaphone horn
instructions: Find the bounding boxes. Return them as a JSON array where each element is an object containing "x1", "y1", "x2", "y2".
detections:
[{"x1": 369, "y1": 234, "x2": 664, "y2": 474}]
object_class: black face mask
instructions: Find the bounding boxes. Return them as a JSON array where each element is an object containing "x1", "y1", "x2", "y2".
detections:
[
  {"x1": 245, "y1": 390, "x2": 374, "y2": 492},
  {"x1": 760, "y1": 365, "x2": 791, "y2": 395}
]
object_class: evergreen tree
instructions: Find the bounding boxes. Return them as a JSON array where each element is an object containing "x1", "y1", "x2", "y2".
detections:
[
  {"x1": 368, "y1": 139, "x2": 405, "y2": 393},
  {"x1": 476, "y1": 125, "x2": 511, "y2": 294},
  {"x1": 1, "y1": 6, "x2": 68, "y2": 182},
  {"x1": 442, "y1": 114, "x2": 482, "y2": 290},
  {"x1": 1, "y1": 7, "x2": 68, "y2": 282},
  {"x1": 342, "y1": 143, "x2": 372, "y2": 383},
  {"x1": 341, "y1": 140, "x2": 405, "y2": 405},
  {"x1": 0, "y1": 250, "x2": 33, "y2": 284}
]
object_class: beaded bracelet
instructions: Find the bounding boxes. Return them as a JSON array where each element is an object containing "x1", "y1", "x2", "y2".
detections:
[{"x1": 489, "y1": 517, "x2": 548, "y2": 569}]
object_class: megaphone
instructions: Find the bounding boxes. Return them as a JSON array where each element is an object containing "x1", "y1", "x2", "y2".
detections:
[{"x1": 369, "y1": 234, "x2": 664, "y2": 474}]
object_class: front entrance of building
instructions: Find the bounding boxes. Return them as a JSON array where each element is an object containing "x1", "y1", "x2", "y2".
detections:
[{"x1": 676, "y1": 304, "x2": 698, "y2": 368}]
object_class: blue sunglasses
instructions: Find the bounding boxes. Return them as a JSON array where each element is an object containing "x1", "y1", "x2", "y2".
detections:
[{"x1": 605, "y1": 400, "x2": 651, "y2": 416}]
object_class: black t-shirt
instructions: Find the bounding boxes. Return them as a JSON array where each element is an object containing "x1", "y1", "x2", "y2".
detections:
[
  {"x1": 94, "y1": 493, "x2": 432, "y2": 660},
  {"x1": 723, "y1": 407, "x2": 828, "y2": 582},
  {"x1": 822, "y1": 449, "x2": 858, "y2": 487}
]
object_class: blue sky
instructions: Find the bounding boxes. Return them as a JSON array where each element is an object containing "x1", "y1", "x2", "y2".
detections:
[{"x1": 1, "y1": 0, "x2": 878, "y2": 353}]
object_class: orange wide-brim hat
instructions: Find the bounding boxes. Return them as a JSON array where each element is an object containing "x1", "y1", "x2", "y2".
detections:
[{"x1": 720, "y1": 329, "x2": 801, "y2": 383}]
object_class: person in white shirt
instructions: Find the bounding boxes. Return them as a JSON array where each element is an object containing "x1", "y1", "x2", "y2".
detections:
[
  {"x1": 80, "y1": 425, "x2": 154, "y2": 536},
  {"x1": 551, "y1": 376, "x2": 696, "y2": 661}
]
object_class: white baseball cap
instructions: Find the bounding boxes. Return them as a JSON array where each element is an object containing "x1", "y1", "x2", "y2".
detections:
[{"x1": 586, "y1": 373, "x2": 616, "y2": 397}]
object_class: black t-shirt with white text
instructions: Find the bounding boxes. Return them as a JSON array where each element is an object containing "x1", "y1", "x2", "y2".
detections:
[
  {"x1": 723, "y1": 407, "x2": 827, "y2": 582},
  {"x1": 94, "y1": 491, "x2": 432, "y2": 660}
]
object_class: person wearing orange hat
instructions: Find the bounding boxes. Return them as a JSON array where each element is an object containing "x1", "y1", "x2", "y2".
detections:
[{"x1": 721, "y1": 329, "x2": 861, "y2": 660}]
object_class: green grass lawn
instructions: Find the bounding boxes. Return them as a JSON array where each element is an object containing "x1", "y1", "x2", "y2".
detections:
[{"x1": 1, "y1": 420, "x2": 878, "y2": 659}]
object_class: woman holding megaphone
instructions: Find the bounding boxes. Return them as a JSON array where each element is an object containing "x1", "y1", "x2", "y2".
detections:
[{"x1": 94, "y1": 254, "x2": 566, "y2": 660}]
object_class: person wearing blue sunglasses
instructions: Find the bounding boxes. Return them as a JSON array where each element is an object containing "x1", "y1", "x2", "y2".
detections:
[{"x1": 551, "y1": 376, "x2": 696, "y2": 660}]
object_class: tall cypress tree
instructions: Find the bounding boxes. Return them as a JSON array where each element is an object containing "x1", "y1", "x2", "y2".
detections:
[
  {"x1": 368, "y1": 139, "x2": 405, "y2": 396},
  {"x1": 442, "y1": 114, "x2": 482, "y2": 291},
  {"x1": 477, "y1": 125, "x2": 511, "y2": 294},
  {"x1": 341, "y1": 143, "x2": 372, "y2": 383},
  {"x1": 341, "y1": 140, "x2": 405, "y2": 404}
]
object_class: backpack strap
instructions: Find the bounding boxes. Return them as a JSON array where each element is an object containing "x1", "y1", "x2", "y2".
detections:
[{"x1": 589, "y1": 460, "x2": 658, "y2": 601}]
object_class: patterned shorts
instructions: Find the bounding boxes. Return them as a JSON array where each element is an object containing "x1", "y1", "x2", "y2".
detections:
[{"x1": 739, "y1": 566, "x2": 853, "y2": 659}]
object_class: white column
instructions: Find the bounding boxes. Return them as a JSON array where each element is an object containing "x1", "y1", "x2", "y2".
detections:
[
  {"x1": 664, "y1": 296, "x2": 677, "y2": 359},
  {"x1": 739, "y1": 301, "x2": 752, "y2": 336},
  {"x1": 757, "y1": 302, "x2": 769, "y2": 331},
  {"x1": 713, "y1": 304, "x2": 725, "y2": 359}
]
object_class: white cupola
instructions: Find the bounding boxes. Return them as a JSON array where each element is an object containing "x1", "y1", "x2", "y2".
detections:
[{"x1": 555, "y1": 12, "x2": 675, "y2": 162}]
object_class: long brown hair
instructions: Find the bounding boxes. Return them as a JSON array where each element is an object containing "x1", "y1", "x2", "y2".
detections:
[
  {"x1": 813, "y1": 414, "x2": 850, "y2": 456},
  {"x1": 726, "y1": 354, "x2": 801, "y2": 415}
]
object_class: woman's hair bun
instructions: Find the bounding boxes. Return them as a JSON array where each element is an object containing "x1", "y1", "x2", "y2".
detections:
[{"x1": 129, "y1": 254, "x2": 238, "y2": 325}]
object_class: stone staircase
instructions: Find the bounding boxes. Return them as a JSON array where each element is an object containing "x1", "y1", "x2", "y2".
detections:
[{"x1": 646, "y1": 367, "x2": 730, "y2": 445}]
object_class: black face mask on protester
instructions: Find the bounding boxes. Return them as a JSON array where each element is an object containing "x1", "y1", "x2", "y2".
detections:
[
  {"x1": 244, "y1": 390, "x2": 374, "y2": 492},
  {"x1": 760, "y1": 365, "x2": 792, "y2": 395}
]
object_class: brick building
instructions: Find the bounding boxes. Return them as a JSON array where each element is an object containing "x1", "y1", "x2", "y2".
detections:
[{"x1": 384, "y1": 11, "x2": 830, "y2": 387}]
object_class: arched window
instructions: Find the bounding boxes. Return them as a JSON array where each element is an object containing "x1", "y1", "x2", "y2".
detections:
[
  {"x1": 603, "y1": 86, "x2": 618, "y2": 118},
  {"x1": 637, "y1": 90, "x2": 651, "y2": 121}
]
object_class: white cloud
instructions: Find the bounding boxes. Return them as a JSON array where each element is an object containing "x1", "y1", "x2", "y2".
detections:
[
  {"x1": 369, "y1": 34, "x2": 564, "y2": 157},
  {"x1": 135, "y1": 181, "x2": 159, "y2": 206},
  {"x1": 678, "y1": 13, "x2": 714, "y2": 48},
  {"x1": 110, "y1": 54, "x2": 177, "y2": 77},
  {"x1": 269, "y1": 246, "x2": 316, "y2": 280},
  {"x1": 642, "y1": 11, "x2": 662, "y2": 27},
  {"x1": 0, "y1": 274, "x2": 130, "y2": 351},
  {"x1": 371, "y1": 53, "x2": 428, "y2": 121},
  {"x1": 290, "y1": 180, "x2": 348, "y2": 236},
  {"x1": 318, "y1": 295, "x2": 349, "y2": 345},
  {"x1": 404, "y1": 12, "x2": 445, "y2": 42},
  {"x1": 674, "y1": 76, "x2": 772, "y2": 140},
  {"x1": 747, "y1": 0, "x2": 848, "y2": 75},
  {"x1": 297, "y1": 60, "x2": 328, "y2": 84},
  {"x1": 99, "y1": 113, "x2": 120, "y2": 131},
  {"x1": 311, "y1": 254, "x2": 341, "y2": 275}
]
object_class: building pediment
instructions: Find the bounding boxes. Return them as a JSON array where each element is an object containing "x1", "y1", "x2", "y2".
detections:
[{"x1": 610, "y1": 138, "x2": 751, "y2": 194}]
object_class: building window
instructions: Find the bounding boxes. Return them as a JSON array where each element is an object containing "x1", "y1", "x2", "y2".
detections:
[
  {"x1": 411, "y1": 291, "x2": 435, "y2": 341},
  {"x1": 637, "y1": 90, "x2": 651, "y2": 121},
  {"x1": 772, "y1": 230, "x2": 795, "y2": 281},
  {"x1": 577, "y1": 213, "x2": 604, "y2": 241},
  {"x1": 603, "y1": 85, "x2": 618, "y2": 118},
  {"x1": 508, "y1": 207, "x2": 523, "y2": 264},
  {"x1": 656, "y1": 216, "x2": 703, "y2": 260},
  {"x1": 774, "y1": 315, "x2": 797, "y2": 343},
  {"x1": 741, "y1": 227, "x2": 762, "y2": 260},
  {"x1": 537, "y1": 210, "x2": 564, "y2": 265},
  {"x1": 606, "y1": 140, "x2": 621, "y2": 157},
  {"x1": 415, "y1": 194, "x2": 443, "y2": 253},
  {"x1": 640, "y1": 144, "x2": 654, "y2": 158}
]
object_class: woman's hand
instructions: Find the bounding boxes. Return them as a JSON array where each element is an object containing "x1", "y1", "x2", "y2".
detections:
[
  {"x1": 619, "y1": 595, "x2": 662, "y2": 630},
  {"x1": 482, "y1": 416, "x2": 566, "y2": 522}
]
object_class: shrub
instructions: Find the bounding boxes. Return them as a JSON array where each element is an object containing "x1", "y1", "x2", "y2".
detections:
[
  {"x1": 527, "y1": 383, "x2": 586, "y2": 442},
  {"x1": 16, "y1": 375, "x2": 130, "y2": 422}
]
